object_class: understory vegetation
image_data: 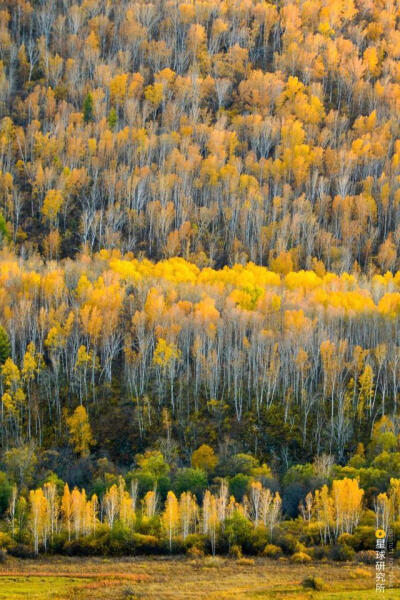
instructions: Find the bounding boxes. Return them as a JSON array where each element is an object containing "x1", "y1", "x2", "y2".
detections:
[{"x1": 1, "y1": 426, "x2": 400, "y2": 559}]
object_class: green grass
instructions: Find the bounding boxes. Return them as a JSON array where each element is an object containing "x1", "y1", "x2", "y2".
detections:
[{"x1": 0, "y1": 576, "x2": 89, "y2": 599}]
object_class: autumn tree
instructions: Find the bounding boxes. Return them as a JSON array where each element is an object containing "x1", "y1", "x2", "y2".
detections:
[
  {"x1": 191, "y1": 445, "x2": 217, "y2": 473},
  {"x1": 162, "y1": 490, "x2": 179, "y2": 551},
  {"x1": 66, "y1": 406, "x2": 94, "y2": 458}
]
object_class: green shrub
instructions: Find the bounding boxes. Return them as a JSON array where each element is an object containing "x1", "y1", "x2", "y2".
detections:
[
  {"x1": 108, "y1": 523, "x2": 135, "y2": 555},
  {"x1": 337, "y1": 533, "x2": 356, "y2": 548},
  {"x1": 244, "y1": 525, "x2": 269, "y2": 555},
  {"x1": 263, "y1": 544, "x2": 283, "y2": 558},
  {"x1": 311, "y1": 545, "x2": 329, "y2": 560},
  {"x1": 161, "y1": 535, "x2": 185, "y2": 555},
  {"x1": 329, "y1": 543, "x2": 355, "y2": 562},
  {"x1": 358, "y1": 509, "x2": 376, "y2": 527},
  {"x1": 48, "y1": 532, "x2": 68, "y2": 554},
  {"x1": 136, "y1": 514, "x2": 162, "y2": 537},
  {"x1": 183, "y1": 533, "x2": 206, "y2": 552},
  {"x1": 63, "y1": 537, "x2": 98, "y2": 556},
  {"x1": 62, "y1": 526, "x2": 156, "y2": 557},
  {"x1": 352, "y1": 526, "x2": 376, "y2": 551},
  {"x1": 302, "y1": 575, "x2": 325, "y2": 590},
  {"x1": 302, "y1": 522, "x2": 322, "y2": 545},
  {"x1": 276, "y1": 533, "x2": 298, "y2": 555},
  {"x1": 132, "y1": 533, "x2": 163, "y2": 554}
]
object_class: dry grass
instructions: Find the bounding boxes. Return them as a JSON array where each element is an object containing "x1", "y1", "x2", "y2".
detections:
[{"x1": 0, "y1": 556, "x2": 397, "y2": 599}]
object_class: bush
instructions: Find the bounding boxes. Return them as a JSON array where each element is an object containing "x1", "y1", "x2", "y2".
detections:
[
  {"x1": 302, "y1": 522, "x2": 323, "y2": 546},
  {"x1": 302, "y1": 575, "x2": 325, "y2": 590},
  {"x1": 48, "y1": 532, "x2": 68, "y2": 554},
  {"x1": 132, "y1": 533, "x2": 162, "y2": 554},
  {"x1": 0, "y1": 532, "x2": 12, "y2": 549},
  {"x1": 64, "y1": 526, "x2": 133, "y2": 557},
  {"x1": 291, "y1": 551, "x2": 312, "y2": 563},
  {"x1": 263, "y1": 544, "x2": 282, "y2": 558},
  {"x1": 136, "y1": 514, "x2": 161, "y2": 537},
  {"x1": 310, "y1": 545, "x2": 329, "y2": 560},
  {"x1": 229, "y1": 544, "x2": 242, "y2": 559},
  {"x1": 355, "y1": 550, "x2": 376, "y2": 565},
  {"x1": 183, "y1": 533, "x2": 206, "y2": 552},
  {"x1": 358, "y1": 509, "x2": 376, "y2": 527},
  {"x1": 8, "y1": 544, "x2": 36, "y2": 559},
  {"x1": 108, "y1": 524, "x2": 136, "y2": 555},
  {"x1": 184, "y1": 533, "x2": 206, "y2": 557},
  {"x1": 352, "y1": 526, "x2": 376, "y2": 551},
  {"x1": 63, "y1": 537, "x2": 99, "y2": 556},
  {"x1": 161, "y1": 535, "x2": 185, "y2": 555},
  {"x1": 329, "y1": 544, "x2": 355, "y2": 562},
  {"x1": 337, "y1": 533, "x2": 356, "y2": 548},
  {"x1": 61, "y1": 526, "x2": 164, "y2": 557},
  {"x1": 276, "y1": 533, "x2": 298, "y2": 555},
  {"x1": 246, "y1": 525, "x2": 269, "y2": 555}
]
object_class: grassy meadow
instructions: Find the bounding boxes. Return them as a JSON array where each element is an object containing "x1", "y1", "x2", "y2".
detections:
[{"x1": 0, "y1": 557, "x2": 398, "y2": 600}]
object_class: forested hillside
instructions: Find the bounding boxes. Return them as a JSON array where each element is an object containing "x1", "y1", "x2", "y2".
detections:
[
  {"x1": 0, "y1": 0, "x2": 399, "y2": 559},
  {"x1": 0, "y1": 0, "x2": 400, "y2": 271}
]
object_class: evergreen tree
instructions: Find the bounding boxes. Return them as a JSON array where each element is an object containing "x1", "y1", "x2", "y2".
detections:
[
  {"x1": 0, "y1": 213, "x2": 9, "y2": 246},
  {"x1": 107, "y1": 107, "x2": 117, "y2": 130},
  {"x1": 0, "y1": 325, "x2": 10, "y2": 365},
  {"x1": 83, "y1": 92, "x2": 94, "y2": 123}
]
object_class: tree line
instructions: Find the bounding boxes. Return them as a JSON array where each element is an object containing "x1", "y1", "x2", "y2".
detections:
[{"x1": 3, "y1": 440, "x2": 400, "y2": 561}]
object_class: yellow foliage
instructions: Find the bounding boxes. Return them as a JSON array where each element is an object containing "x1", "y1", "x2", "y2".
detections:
[
  {"x1": 153, "y1": 338, "x2": 180, "y2": 367},
  {"x1": 41, "y1": 189, "x2": 63, "y2": 223}
]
